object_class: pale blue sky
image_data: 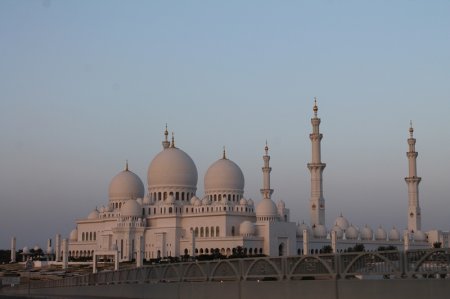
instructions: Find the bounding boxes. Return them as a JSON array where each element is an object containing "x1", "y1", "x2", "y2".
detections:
[{"x1": 1, "y1": 0, "x2": 449, "y2": 248}]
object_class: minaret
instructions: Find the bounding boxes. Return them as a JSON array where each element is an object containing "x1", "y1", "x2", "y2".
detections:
[
  {"x1": 162, "y1": 124, "x2": 170, "y2": 149},
  {"x1": 307, "y1": 98, "x2": 326, "y2": 227},
  {"x1": 260, "y1": 141, "x2": 274, "y2": 199},
  {"x1": 405, "y1": 121, "x2": 421, "y2": 233}
]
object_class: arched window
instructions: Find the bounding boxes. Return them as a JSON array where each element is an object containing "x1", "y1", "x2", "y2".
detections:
[
  {"x1": 93, "y1": 232, "x2": 96, "y2": 240},
  {"x1": 169, "y1": 207, "x2": 172, "y2": 214},
  {"x1": 231, "y1": 226, "x2": 235, "y2": 236},
  {"x1": 195, "y1": 227, "x2": 199, "y2": 237},
  {"x1": 210, "y1": 226, "x2": 214, "y2": 237},
  {"x1": 81, "y1": 232, "x2": 84, "y2": 241},
  {"x1": 200, "y1": 227, "x2": 204, "y2": 237},
  {"x1": 176, "y1": 192, "x2": 179, "y2": 200},
  {"x1": 216, "y1": 226, "x2": 220, "y2": 237},
  {"x1": 205, "y1": 227, "x2": 209, "y2": 237}
]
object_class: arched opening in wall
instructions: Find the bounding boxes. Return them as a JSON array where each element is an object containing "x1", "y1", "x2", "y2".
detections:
[
  {"x1": 195, "y1": 227, "x2": 199, "y2": 237},
  {"x1": 81, "y1": 232, "x2": 84, "y2": 241},
  {"x1": 228, "y1": 194, "x2": 231, "y2": 201},
  {"x1": 243, "y1": 247, "x2": 248, "y2": 255},
  {"x1": 218, "y1": 194, "x2": 222, "y2": 201},
  {"x1": 278, "y1": 243, "x2": 285, "y2": 256},
  {"x1": 176, "y1": 192, "x2": 179, "y2": 200},
  {"x1": 220, "y1": 248, "x2": 225, "y2": 255},
  {"x1": 157, "y1": 250, "x2": 161, "y2": 259},
  {"x1": 158, "y1": 192, "x2": 161, "y2": 201},
  {"x1": 205, "y1": 248, "x2": 209, "y2": 254},
  {"x1": 169, "y1": 207, "x2": 172, "y2": 214},
  {"x1": 259, "y1": 248, "x2": 263, "y2": 254},
  {"x1": 163, "y1": 192, "x2": 167, "y2": 200},
  {"x1": 200, "y1": 248, "x2": 204, "y2": 254},
  {"x1": 297, "y1": 249, "x2": 301, "y2": 255},
  {"x1": 154, "y1": 208, "x2": 156, "y2": 214},
  {"x1": 233, "y1": 194, "x2": 236, "y2": 201},
  {"x1": 143, "y1": 208, "x2": 145, "y2": 215},
  {"x1": 231, "y1": 226, "x2": 235, "y2": 236},
  {"x1": 94, "y1": 232, "x2": 96, "y2": 240},
  {"x1": 216, "y1": 226, "x2": 220, "y2": 237},
  {"x1": 195, "y1": 248, "x2": 199, "y2": 254},
  {"x1": 226, "y1": 248, "x2": 231, "y2": 256},
  {"x1": 200, "y1": 227, "x2": 204, "y2": 237},
  {"x1": 148, "y1": 208, "x2": 151, "y2": 215},
  {"x1": 184, "y1": 248, "x2": 188, "y2": 256},
  {"x1": 214, "y1": 194, "x2": 217, "y2": 201},
  {"x1": 210, "y1": 226, "x2": 214, "y2": 237},
  {"x1": 205, "y1": 227, "x2": 209, "y2": 237},
  {"x1": 249, "y1": 248, "x2": 253, "y2": 255}
]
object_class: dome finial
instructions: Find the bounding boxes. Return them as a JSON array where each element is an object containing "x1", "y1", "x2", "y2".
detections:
[
  {"x1": 313, "y1": 97, "x2": 318, "y2": 117},
  {"x1": 264, "y1": 140, "x2": 269, "y2": 155},
  {"x1": 164, "y1": 123, "x2": 169, "y2": 141},
  {"x1": 125, "y1": 160, "x2": 129, "y2": 171},
  {"x1": 409, "y1": 120, "x2": 414, "y2": 137},
  {"x1": 170, "y1": 132, "x2": 176, "y2": 148},
  {"x1": 222, "y1": 146, "x2": 227, "y2": 159}
]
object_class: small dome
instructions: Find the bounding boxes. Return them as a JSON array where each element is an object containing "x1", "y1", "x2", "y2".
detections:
[
  {"x1": 297, "y1": 222, "x2": 310, "y2": 237},
  {"x1": 240, "y1": 221, "x2": 256, "y2": 236},
  {"x1": 33, "y1": 245, "x2": 40, "y2": 251},
  {"x1": 121, "y1": 200, "x2": 142, "y2": 218},
  {"x1": 239, "y1": 197, "x2": 248, "y2": 205},
  {"x1": 109, "y1": 167, "x2": 145, "y2": 201},
  {"x1": 375, "y1": 226, "x2": 387, "y2": 241},
  {"x1": 346, "y1": 225, "x2": 359, "y2": 240},
  {"x1": 202, "y1": 196, "x2": 211, "y2": 205},
  {"x1": 22, "y1": 246, "x2": 29, "y2": 254},
  {"x1": 360, "y1": 225, "x2": 373, "y2": 240},
  {"x1": 87, "y1": 209, "x2": 99, "y2": 220},
  {"x1": 335, "y1": 214, "x2": 349, "y2": 231},
  {"x1": 414, "y1": 230, "x2": 426, "y2": 242},
  {"x1": 388, "y1": 227, "x2": 400, "y2": 241},
  {"x1": 143, "y1": 195, "x2": 151, "y2": 205},
  {"x1": 165, "y1": 194, "x2": 176, "y2": 204},
  {"x1": 204, "y1": 157, "x2": 244, "y2": 192},
  {"x1": 148, "y1": 147, "x2": 198, "y2": 190},
  {"x1": 247, "y1": 198, "x2": 254, "y2": 206},
  {"x1": 190, "y1": 196, "x2": 199, "y2": 205},
  {"x1": 256, "y1": 198, "x2": 278, "y2": 218},
  {"x1": 332, "y1": 225, "x2": 344, "y2": 239},
  {"x1": 69, "y1": 228, "x2": 78, "y2": 241},
  {"x1": 313, "y1": 224, "x2": 327, "y2": 238}
]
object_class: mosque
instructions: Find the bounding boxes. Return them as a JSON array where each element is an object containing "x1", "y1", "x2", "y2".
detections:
[{"x1": 12, "y1": 101, "x2": 449, "y2": 263}]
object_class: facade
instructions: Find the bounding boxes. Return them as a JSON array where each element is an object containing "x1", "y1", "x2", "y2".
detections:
[{"x1": 26, "y1": 101, "x2": 449, "y2": 263}]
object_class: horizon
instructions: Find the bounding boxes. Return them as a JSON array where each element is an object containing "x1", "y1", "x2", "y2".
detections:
[{"x1": 1, "y1": 1, "x2": 449, "y2": 249}]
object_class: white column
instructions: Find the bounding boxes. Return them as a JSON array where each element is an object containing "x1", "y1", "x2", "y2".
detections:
[
  {"x1": 10, "y1": 237, "x2": 16, "y2": 263},
  {"x1": 55, "y1": 234, "x2": 61, "y2": 262},
  {"x1": 303, "y1": 229, "x2": 310, "y2": 255},
  {"x1": 62, "y1": 239, "x2": 68, "y2": 269},
  {"x1": 405, "y1": 123, "x2": 421, "y2": 233},
  {"x1": 331, "y1": 231, "x2": 337, "y2": 254},
  {"x1": 308, "y1": 99, "x2": 326, "y2": 227},
  {"x1": 136, "y1": 236, "x2": 144, "y2": 268}
]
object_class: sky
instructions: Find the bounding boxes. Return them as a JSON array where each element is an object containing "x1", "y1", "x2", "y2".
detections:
[{"x1": 1, "y1": 0, "x2": 449, "y2": 249}]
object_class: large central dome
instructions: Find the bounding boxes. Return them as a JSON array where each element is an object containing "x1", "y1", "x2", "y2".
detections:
[{"x1": 148, "y1": 147, "x2": 198, "y2": 189}]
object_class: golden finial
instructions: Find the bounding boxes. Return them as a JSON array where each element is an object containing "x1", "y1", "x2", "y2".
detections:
[
  {"x1": 409, "y1": 120, "x2": 414, "y2": 137},
  {"x1": 171, "y1": 132, "x2": 175, "y2": 148},
  {"x1": 125, "y1": 160, "x2": 129, "y2": 171},
  {"x1": 164, "y1": 123, "x2": 168, "y2": 141},
  {"x1": 313, "y1": 97, "x2": 318, "y2": 116},
  {"x1": 264, "y1": 140, "x2": 269, "y2": 155},
  {"x1": 222, "y1": 146, "x2": 227, "y2": 159}
]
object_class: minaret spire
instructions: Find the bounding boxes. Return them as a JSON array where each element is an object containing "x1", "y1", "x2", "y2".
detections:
[
  {"x1": 125, "y1": 160, "x2": 129, "y2": 171},
  {"x1": 170, "y1": 132, "x2": 176, "y2": 148},
  {"x1": 405, "y1": 121, "x2": 421, "y2": 232},
  {"x1": 162, "y1": 124, "x2": 170, "y2": 149},
  {"x1": 307, "y1": 98, "x2": 326, "y2": 227},
  {"x1": 260, "y1": 141, "x2": 273, "y2": 199},
  {"x1": 222, "y1": 146, "x2": 227, "y2": 159}
]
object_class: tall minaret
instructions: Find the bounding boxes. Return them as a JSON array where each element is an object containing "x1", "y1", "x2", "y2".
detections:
[
  {"x1": 308, "y1": 98, "x2": 326, "y2": 227},
  {"x1": 260, "y1": 142, "x2": 274, "y2": 199},
  {"x1": 162, "y1": 124, "x2": 170, "y2": 149},
  {"x1": 405, "y1": 121, "x2": 421, "y2": 233}
]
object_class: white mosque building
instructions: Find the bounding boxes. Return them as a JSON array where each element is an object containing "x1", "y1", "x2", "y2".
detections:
[{"x1": 14, "y1": 101, "x2": 449, "y2": 263}]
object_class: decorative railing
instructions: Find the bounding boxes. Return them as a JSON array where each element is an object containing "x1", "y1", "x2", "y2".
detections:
[{"x1": 18, "y1": 248, "x2": 450, "y2": 290}]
